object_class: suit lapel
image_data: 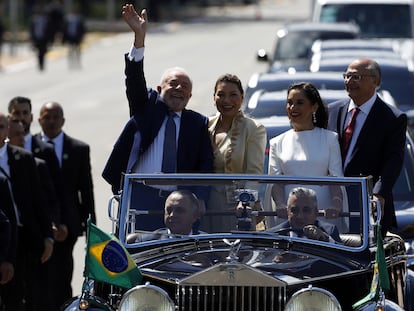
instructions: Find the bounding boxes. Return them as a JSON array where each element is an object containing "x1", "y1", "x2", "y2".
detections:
[
  {"x1": 61, "y1": 134, "x2": 69, "y2": 169},
  {"x1": 7, "y1": 145, "x2": 20, "y2": 174},
  {"x1": 31, "y1": 136, "x2": 41, "y2": 155},
  {"x1": 337, "y1": 102, "x2": 350, "y2": 139}
]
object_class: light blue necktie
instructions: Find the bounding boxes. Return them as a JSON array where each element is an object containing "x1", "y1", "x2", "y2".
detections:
[{"x1": 162, "y1": 112, "x2": 177, "y2": 173}]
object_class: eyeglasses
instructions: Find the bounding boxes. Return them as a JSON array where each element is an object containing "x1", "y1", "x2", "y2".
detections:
[{"x1": 342, "y1": 73, "x2": 376, "y2": 81}]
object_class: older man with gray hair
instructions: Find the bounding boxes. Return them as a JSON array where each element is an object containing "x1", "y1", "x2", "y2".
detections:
[{"x1": 267, "y1": 187, "x2": 341, "y2": 243}]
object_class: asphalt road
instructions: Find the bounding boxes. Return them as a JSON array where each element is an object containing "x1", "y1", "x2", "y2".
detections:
[{"x1": 0, "y1": 0, "x2": 312, "y2": 297}]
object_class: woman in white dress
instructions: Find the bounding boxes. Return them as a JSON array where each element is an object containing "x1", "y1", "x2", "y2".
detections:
[{"x1": 266, "y1": 82, "x2": 347, "y2": 231}]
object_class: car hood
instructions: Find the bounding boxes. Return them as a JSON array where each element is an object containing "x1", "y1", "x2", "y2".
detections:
[{"x1": 133, "y1": 236, "x2": 369, "y2": 286}]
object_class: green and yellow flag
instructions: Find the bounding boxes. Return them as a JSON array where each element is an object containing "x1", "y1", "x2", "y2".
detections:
[
  {"x1": 84, "y1": 219, "x2": 142, "y2": 289},
  {"x1": 352, "y1": 224, "x2": 390, "y2": 309}
]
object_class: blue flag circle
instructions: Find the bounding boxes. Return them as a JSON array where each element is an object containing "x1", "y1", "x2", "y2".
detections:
[{"x1": 102, "y1": 240, "x2": 129, "y2": 273}]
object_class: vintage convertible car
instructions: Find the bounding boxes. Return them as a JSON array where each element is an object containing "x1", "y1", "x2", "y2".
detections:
[{"x1": 63, "y1": 174, "x2": 414, "y2": 311}]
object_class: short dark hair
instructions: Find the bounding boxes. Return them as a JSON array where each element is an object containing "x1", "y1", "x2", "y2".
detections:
[
  {"x1": 287, "y1": 82, "x2": 328, "y2": 129},
  {"x1": 8, "y1": 96, "x2": 32, "y2": 113},
  {"x1": 214, "y1": 74, "x2": 244, "y2": 96},
  {"x1": 169, "y1": 189, "x2": 199, "y2": 212}
]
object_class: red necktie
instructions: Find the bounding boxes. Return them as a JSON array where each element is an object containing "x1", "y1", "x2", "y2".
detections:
[{"x1": 341, "y1": 107, "x2": 360, "y2": 163}]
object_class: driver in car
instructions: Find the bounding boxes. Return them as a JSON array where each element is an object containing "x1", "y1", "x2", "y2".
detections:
[
  {"x1": 266, "y1": 187, "x2": 342, "y2": 243},
  {"x1": 128, "y1": 189, "x2": 205, "y2": 243}
]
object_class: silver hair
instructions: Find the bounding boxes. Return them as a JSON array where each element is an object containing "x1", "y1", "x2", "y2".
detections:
[
  {"x1": 288, "y1": 187, "x2": 318, "y2": 208},
  {"x1": 160, "y1": 67, "x2": 193, "y2": 86}
]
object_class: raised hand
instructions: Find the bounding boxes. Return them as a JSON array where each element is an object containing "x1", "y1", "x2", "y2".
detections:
[{"x1": 122, "y1": 4, "x2": 148, "y2": 48}]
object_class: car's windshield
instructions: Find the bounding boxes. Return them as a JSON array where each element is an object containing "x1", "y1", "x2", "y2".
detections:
[
  {"x1": 116, "y1": 174, "x2": 371, "y2": 249},
  {"x1": 320, "y1": 4, "x2": 412, "y2": 38}
]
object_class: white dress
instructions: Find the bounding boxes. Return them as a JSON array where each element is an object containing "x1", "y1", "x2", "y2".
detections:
[{"x1": 266, "y1": 127, "x2": 347, "y2": 231}]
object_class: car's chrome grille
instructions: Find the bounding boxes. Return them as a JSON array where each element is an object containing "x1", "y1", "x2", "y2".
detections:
[{"x1": 176, "y1": 285, "x2": 286, "y2": 311}]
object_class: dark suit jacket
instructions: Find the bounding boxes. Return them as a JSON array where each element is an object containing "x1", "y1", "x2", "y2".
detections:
[
  {"x1": 62, "y1": 14, "x2": 85, "y2": 45},
  {"x1": 31, "y1": 135, "x2": 66, "y2": 226},
  {"x1": 102, "y1": 56, "x2": 214, "y2": 195},
  {"x1": 7, "y1": 145, "x2": 49, "y2": 253},
  {"x1": 0, "y1": 177, "x2": 16, "y2": 264},
  {"x1": 0, "y1": 208, "x2": 10, "y2": 263},
  {"x1": 328, "y1": 96, "x2": 407, "y2": 232},
  {"x1": 56, "y1": 133, "x2": 95, "y2": 237},
  {"x1": 267, "y1": 220, "x2": 342, "y2": 243},
  {"x1": 35, "y1": 157, "x2": 60, "y2": 227}
]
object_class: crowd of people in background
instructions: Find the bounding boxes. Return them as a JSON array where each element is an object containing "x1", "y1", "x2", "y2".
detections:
[
  {"x1": 29, "y1": 1, "x2": 85, "y2": 71},
  {"x1": 0, "y1": 2, "x2": 408, "y2": 310},
  {"x1": 0, "y1": 0, "x2": 85, "y2": 72}
]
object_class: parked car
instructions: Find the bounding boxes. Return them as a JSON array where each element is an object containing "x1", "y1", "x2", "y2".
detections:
[
  {"x1": 393, "y1": 127, "x2": 414, "y2": 267},
  {"x1": 311, "y1": 38, "x2": 399, "y2": 54},
  {"x1": 312, "y1": 57, "x2": 414, "y2": 111},
  {"x1": 312, "y1": 0, "x2": 414, "y2": 39},
  {"x1": 244, "y1": 89, "x2": 348, "y2": 118},
  {"x1": 244, "y1": 71, "x2": 346, "y2": 107},
  {"x1": 244, "y1": 89, "x2": 394, "y2": 119},
  {"x1": 311, "y1": 49, "x2": 402, "y2": 67},
  {"x1": 63, "y1": 173, "x2": 414, "y2": 310},
  {"x1": 311, "y1": 0, "x2": 414, "y2": 62},
  {"x1": 256, "y1": 22, "x2": 360, "y2": 73}
]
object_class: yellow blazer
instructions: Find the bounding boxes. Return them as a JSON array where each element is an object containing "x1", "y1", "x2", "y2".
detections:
[{"x1": 209, "y1": 111, "x2": 267, "y2": 174}]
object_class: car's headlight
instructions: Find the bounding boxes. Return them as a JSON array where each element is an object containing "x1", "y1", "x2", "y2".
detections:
[
  {"x1": 285, "y1": 285, "x2": 342, "y2": 311},
  {"x1": 118, "y1": 283, "x2": 174, "y2": 311}
]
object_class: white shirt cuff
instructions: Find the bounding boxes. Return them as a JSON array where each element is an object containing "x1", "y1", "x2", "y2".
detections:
[{"x1": 128, "y1": 45, "x2": 145, "y2": 62}]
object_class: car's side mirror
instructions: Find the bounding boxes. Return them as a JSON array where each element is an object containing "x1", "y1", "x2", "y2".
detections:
[{"x1": 370, "y1": 198, "x2": 383, "y2": 225}]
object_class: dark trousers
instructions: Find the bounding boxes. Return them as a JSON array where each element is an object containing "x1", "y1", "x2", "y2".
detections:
[
  {"x1": 0, "y1": 229, "x2": 38, "y2": 311},
  {"x1": 34, "y1": 40, "x2": 47, "y2": 70},
  {"x1": 35, "y1": 259, "x2": 54, "y2": 311},
  {"x1": 48, "y1": 235, "x2": 77, "y2": 310}
]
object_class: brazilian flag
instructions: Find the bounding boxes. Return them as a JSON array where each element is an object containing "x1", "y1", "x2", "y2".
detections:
[
  {"x1": 352, "y1": 224, "x2": 390, "y2": 309},
  {"x1": 84, "y1": 219, "x2": 142, "y2": 289}
]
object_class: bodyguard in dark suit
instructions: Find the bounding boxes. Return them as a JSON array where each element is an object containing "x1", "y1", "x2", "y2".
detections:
[
  {"x1": 0, "y1": 177, "x2": 16, "y2": 287},
  {"x1": 8, "y1": 96, "x2": 68, "y2": 241},
  {"x1": 37, "y1": 101, "x2": 95, "y2": 310},
  {"x1": 7, "y1": 119, "x2": 63, "y2": 311},
  {"x1": 102, "y1": 5, "x2": 213, "y2": 230},
  {"x1": 0, "y1": 113, "x2": 53, "y2": 311},
  {"x1": 328, "y1": 58, "x2": 407, "y2": 235},
  {"x1": 62, "y1": 9, "x2": 86, "y2": 68}
]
